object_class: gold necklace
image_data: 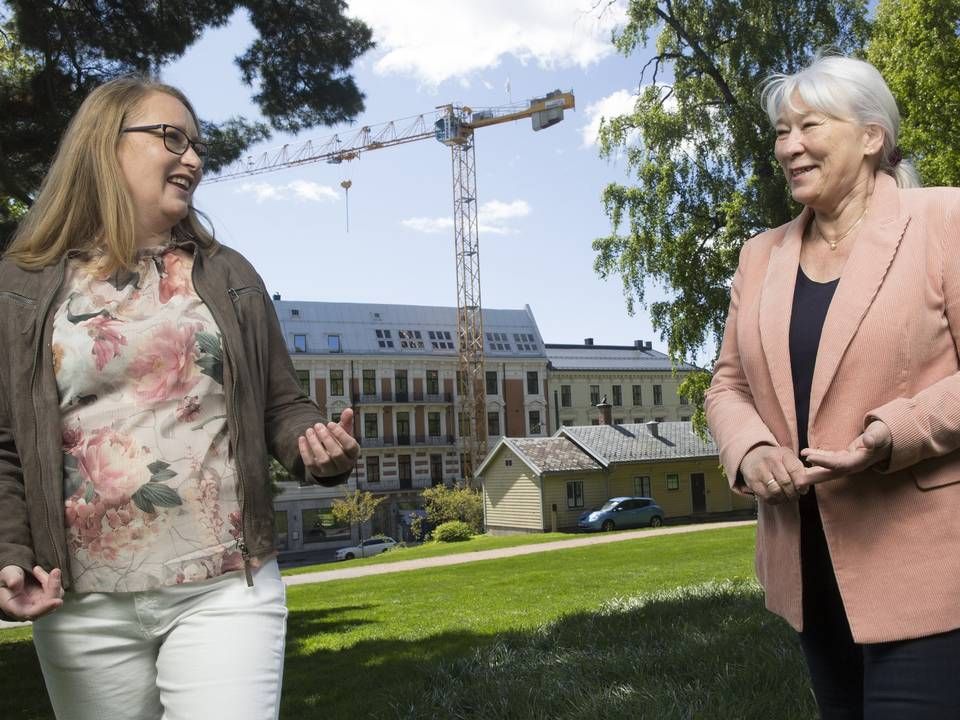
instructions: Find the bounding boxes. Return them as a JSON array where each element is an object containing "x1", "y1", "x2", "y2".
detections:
[{"x1": 815, "y1": 206, "x2": 868, "y2": 251}]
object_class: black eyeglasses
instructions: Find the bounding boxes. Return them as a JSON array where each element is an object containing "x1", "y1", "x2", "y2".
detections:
[{"x1": 120, "y1": 124, "x2": 208, "y2": 159}]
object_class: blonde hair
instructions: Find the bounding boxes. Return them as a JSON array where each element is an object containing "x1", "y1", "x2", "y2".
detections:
[
  {"x1": 5, "y1": 77, "x2": 214, "y2": 273},
  {"x1": 761, "y1": 53, "x2": 921, "y2": 189}
]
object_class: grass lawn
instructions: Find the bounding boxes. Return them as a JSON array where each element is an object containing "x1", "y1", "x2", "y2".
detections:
[{"x1": 0, "y1": 524, "x2": 816, "y2": 719}]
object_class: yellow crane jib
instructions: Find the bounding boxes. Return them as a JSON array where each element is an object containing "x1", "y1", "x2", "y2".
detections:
[{"x1": 433, "y1": 90, "x2": 575, "y2": 146}]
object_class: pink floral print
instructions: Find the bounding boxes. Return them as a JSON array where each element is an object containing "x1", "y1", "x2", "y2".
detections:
[
  {"x1": 84, "y1": 314, "x2": 127, "y2": 371},
  {"x1": 127, "y1": 322, "x2": 202, "y2": 403},
  {"x1": 159, "y1": 251, "x2": 192, "y2": 304},
  {"x1": 73, "y1": 427, "x2": 145, "y2": 505}
]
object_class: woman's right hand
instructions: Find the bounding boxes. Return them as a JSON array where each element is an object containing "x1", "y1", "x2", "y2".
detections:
[
  {"x1": 0, "y1": 565, "x2": 63, "y2": 621},
  {"x1": 740, "y1": 445, "x2": 806, "y2": 504}
]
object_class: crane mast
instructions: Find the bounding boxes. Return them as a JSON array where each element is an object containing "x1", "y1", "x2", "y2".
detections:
[{"x1": 207, "y1": 91, "x2": 575, "y2": 485}]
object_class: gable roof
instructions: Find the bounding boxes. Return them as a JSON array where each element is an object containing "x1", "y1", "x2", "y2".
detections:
[
  {"x1": 545, "y1": 343, "x2": 698, "y2": 372},
  {"x1": 476, "y1": 436, "x2": 602, "y2": 477},
  {"x1": 559, "y1": 422, "x2": 717, "y2": 465}
]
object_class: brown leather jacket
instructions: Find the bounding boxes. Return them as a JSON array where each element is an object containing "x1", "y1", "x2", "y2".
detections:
[{"x1": 0, "y1": 237, "x2": 347, "y2": 592}]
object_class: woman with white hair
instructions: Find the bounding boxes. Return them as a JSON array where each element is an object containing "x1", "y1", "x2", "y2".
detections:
[{"x1": 706, "y1": 54, "x2": 960, "y2": 717}]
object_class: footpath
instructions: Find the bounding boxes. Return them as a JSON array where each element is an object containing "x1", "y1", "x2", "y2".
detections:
[{"x1": 2, "y1": 520, "x2": 756, "y2": 629}]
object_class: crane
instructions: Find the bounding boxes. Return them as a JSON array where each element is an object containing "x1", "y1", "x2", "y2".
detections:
[{"x1": 206, "y1": 90, "x2": 576, "y2": 485}]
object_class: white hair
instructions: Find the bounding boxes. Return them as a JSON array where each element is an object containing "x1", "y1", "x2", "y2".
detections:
[{"x1": 761, "y1": 54, "x2": 921, "y2": 188}]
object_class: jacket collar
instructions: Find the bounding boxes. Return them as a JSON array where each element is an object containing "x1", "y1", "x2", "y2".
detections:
[{"x1": 758, "y1": 172, "x2": 910, "y2": 450}]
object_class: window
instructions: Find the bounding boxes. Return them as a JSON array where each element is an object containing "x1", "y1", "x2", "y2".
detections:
[
  {"x1": 634, "y1": 475, "x2": 652, "y2": 497},
  {"x1": 301, "y1": 507, "x2": 350, "y2": 542},
  {"x1": 526, "y1": 371, "x2": 539, "y2": 395},
  {"x1": 666, "y1": 473, "x2": 679, "y2": 491},
  {"x1": 614, "y1": 418, "x2": 623, "y2": 425},
  {"x1": 364, "y1": 413, "x2": 378, "y2": 439},
  {"x1": 486, "y1": 370, "x2": 498, "y2": 396},
  {"x1": 655, "y1": 416, "x2": 665, "y2": 423},
  {"x1": 505, "y1": 458, "x2": 513, "y2": 467},
  {"x1": 679, "y1": 391, "x2": 688, "y2": 406},
  {"x1": 561, "y1": 419, "x2": 574, "y2": 427},
  {"x1": 529, "y1": 410, "x2": 542, "y2": 434},
  {"x1": 612, "y1": 385, "x2": 622, "y2": 406},
  {"x1": 397, "y1": 329, "x2": 425, "y2": 349},
  {"x1": 633, "y1": 417, "x2": 645, "y2": 424},
  {"x1": 396, "y1": 412, "x2": 410, "y2": 444},
  {"x1": 426, "y1": 370, "x2": 439, "y2": 395},
  {"x1": 428, "y1": 412, "x2": 441, "y2": 437},
  {"x1": 293, "y1": 334, "x2": 307, "y2": 353},
  {"x1": 681, "y1": 415, "x2": 690, "y2": 422},
  {"x1": 330, "y1": 369, "x2": 344, "y2": 396},
  {"x1": 653, "y1": 384, "x2": 663, "y2": 406},
  {"x1": 295, "y1": 369, "x2": 310, "y2": 397},
  {"x1": 274, "y1": 511, "x2": 289, "y2": 550},
  {"x1": 591, "y1": 419, "x2": 599, "y2": 426},
  {"x1": 560, "y1": 385, "x2": 571, "y2": 407},
  {"x1": 375, "y1": 329, "x2": 394, "y2": 349},
  {"x1": 362, "y1": 369, "x2": 376, "y2": 395},
  {"x1": 331, "y1": 412, "x2": 342, "y2": 423},
  {"x1": 632, "y1": 385, "x2": 642, "y2": 406},
  {"x1": 395, "y1": 370, "x2": 408, "y2": 400},
  {"x1": 487, "y1": 411, "x2": 500, "y2": 437},
  {"x1": 590, "y1": 385, "x2": 600, "y2": 406},
  {"x1": 327, "y1": 334, "x2": 341, "y2": 353},
  {"x1": 366, "y1": 456, "x2": 380, "y2": 483},
  {"x1": 566, "y1": 480, "x2": 584, "y2": 509},
  {"x1": 459, "y1": 412, "x2": 471, "y2": 437}
]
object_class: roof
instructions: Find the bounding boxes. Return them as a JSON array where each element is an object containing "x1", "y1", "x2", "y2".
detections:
[
  {"x1": 560, "y1": 422, "x2": 717, "y2": 465},
  {"x1": 545, "y1": 343, "x2": 698, "y2": 372},
  {"x1": 475, "y1": 436, "x2": 602, "y2": 477},
  {"x1": 273, "y1": 300, "x2": 546, "y2": 358}
]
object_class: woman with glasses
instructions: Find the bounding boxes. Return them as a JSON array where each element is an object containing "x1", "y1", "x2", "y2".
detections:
[{"x1": 0, "y1": 77, "x2": 359, "y2": 719}]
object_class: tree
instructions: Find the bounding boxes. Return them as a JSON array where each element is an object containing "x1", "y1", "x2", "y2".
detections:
[
  {"x1": 412, "y1": 483, "x2": 484, "y2": 539},
  {"x1": 0, "y1": 1, "x2": 373, "y2": 247},
  {"x1": 867, "y1": 0, "x2": 960, "y2": 187},
  {"x1": 331, "y1": 489, "x2": 384, "y2": 546},
  {"x1": 591, "y1": 0, "x2": 868, "y2": 431}
]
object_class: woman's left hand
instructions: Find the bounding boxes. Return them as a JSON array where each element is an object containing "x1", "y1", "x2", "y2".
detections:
[
  {"x1": 799, "y1": 420, "x2": 892, "y2": 486},
  {"x1": 298, "y1": 408, "x2": 360, "y2": 478}
]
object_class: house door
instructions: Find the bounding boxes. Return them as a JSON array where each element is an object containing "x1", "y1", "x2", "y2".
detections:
[
  {"x1": 398, "y1": 455, "x2": 412, "y2": 489},
  {"x1": 691, "y1": 473, "x2": 706, "y2": 513},
  {"x1": 430, "y1": 454, "x2": 443, "y2": 486}
]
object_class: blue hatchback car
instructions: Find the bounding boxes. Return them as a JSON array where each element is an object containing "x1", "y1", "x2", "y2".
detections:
[{"x1": 578, "y1": 496, "x2": 664, "y2": 532}]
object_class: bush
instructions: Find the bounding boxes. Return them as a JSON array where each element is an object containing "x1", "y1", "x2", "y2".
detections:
[
  {"x1": 431, "y1": 520, "x2": 474, "y2": 542},
  {"x1": 421, "y1": 484, "x2": 484, "y2": 534}
]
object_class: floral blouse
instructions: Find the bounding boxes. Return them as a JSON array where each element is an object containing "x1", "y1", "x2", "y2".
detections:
[{"x1": 52, "y1": 246, "x2": 245, "y2": 592}]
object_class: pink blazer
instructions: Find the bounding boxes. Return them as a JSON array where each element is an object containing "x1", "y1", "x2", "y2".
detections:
[{"x1": 706, "y1": 173, "x2": 960, "y2": 643}]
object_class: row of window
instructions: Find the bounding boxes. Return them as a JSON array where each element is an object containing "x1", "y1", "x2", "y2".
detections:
[
  {"x1": 358, "y1": 409, "x2": 544, "y2": 439},
  {"x1": 559, "y1": 383, "x2": 687, "y2": 408},
  {"x1": 565, "y1": 473, "x2": 682, "y2": 509},
  {"x1": 292, "y1": 329, "x2": 538, "y2": 355}
]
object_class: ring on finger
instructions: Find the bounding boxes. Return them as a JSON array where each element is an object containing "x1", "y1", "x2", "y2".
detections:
[{"x1": 766, "y1": 477, "x2": 778, "y2": 488}]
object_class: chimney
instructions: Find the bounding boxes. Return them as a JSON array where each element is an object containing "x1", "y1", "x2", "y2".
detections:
[
  {"x1": 633, "y1": 339, "x2": 643, "y2": 349},
  {"x1": 645, "y1": 420, "x2": 660, "y2": 438},
  {"x1": 272, "y1": 292, "x2": 281, "y2": 301},
  {"x1": 645, "y1": 341, "x2": 653, "y2": 350},
  {"x1": 584, "y1": 338, "x2": 594, "y2": 346},
  {"x1": 596, "y1": 395, "x2": 612, "y2": 425}
]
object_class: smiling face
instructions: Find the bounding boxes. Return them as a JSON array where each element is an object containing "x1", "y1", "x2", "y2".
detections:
[
  {"x1": 773, "y1": 95, "x2": 882, "y2": 213},
  {"x1": 117, "y1": 91, "x2": 203, "y2": 245}
]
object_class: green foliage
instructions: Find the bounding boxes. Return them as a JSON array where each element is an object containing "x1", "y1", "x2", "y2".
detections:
[
  {"x1": 331, "y1": 488, "x2": 384, "y2": 542},
  {"x1": 0, "y1": 1, "x2": 373, "y2": 248},
  {"x1": 431, "y1": 520, "x2": 475, "y2": 543},
  {"x1": 416, "y1": 483, "x2": 484, "y2": 537},
  {"x1": 593, "y1": 1, "x2": 868, "y2": 373},
  {"x1": 867, "y1": 0, "x2": 960, "y2": 187}
]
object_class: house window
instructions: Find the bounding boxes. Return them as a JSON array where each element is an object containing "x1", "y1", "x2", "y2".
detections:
[
  {"x1": 395, "y1": 370, "x2": 408, "y2": 400},
  {"x1": 330, "y1": 369, "x2": 344, "y2": 396},
  {"x1": 505, "y1": 458, "x2": 513, "y2": 467},
  {"x1": 485, "y1": 370, "x2": 498, "y2": 396},
  {"x1": 632, "y1": 385, "x2": 642, "y2": 406},
  {"x1": 426, "y1": 370, "x2": 439, "y2": 395},
  {"x1": 666, "y1": 473, "x2": 679, "y2": 491},
  {"x1": 679, "y1": 391, "x2": 689, "y2": 406},
  {"x1": 366, "y1": 456, "x2": 380, "y2": 483},
  {"x1": 633, "y1": 417, "x2": 645, "y2": 424},
  {"x1": 487, "y1": 411, "x2": 500, "y2": 437},
  {"x1": 293, "y1": 334, "x2": 307, "y2": 353},
  {"x1": 566, "y1": 480, "x2": 584, "y2": 509},
  {"x1": 331, "y1": 412, "x2": 342, "y2": 423},
  {"x1": 590, "y1": 385, "x2": 600, "y2": 406},
  {"x1": 396, "y1": 412, "x2": 410, "y2": 444},
  {"x1": 591, "y1": 419, "x2": 599, "y2": 426},
  {"x1": 327, "y1": 334, "x2": 341, "y2": 353},
  {"x1": 561, "y1": 385, "x2": 571, "y2": 407},
  {"x1": 655, "y1": 416, "x2": 665, "y2": 423},
  {"x1": 526, "y1": 371, "x2": 539, "y2": 395},
  {"x1": 681, "y1": 415, "x2": 690, "y2": 422},
  {"x1": 362, "y1": 369, "x2": 376, "y2": 395},
  {"x1": 614, "y1": 418, "x2": 623, "y2": 425},
  {"x1": 612, "y1": 385, "x2": 622, "y2": 406},
  {"x1": 301, "y1": 507, "x2": 350, "y2": 542},
  {"x1": 635, "y1": 475, "x2": 652, "y2": 497},
  {"x1": 561, "y1": 419, "x2": 573, "y2": 427},
  {"x1": 653, "y1": 384, "x2": 663, "y2": 406},
  {"x1": 428, "y1": 412, "x2": 442, "y2": 437},
  {"x1": 528, "y1": 410, "x2": 542, "y2": 435},
  {"x1": 364, "y1": 413, "x2": 378, "y2": 439},
  {"x1": 295, "y1": 369, "x2": 310, "y2": 397}
]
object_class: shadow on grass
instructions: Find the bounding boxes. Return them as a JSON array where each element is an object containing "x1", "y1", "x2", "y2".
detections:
[
  {"x1": 0, "y1": 632, "x2": 51, "y2": 720},
  {"x1": 283, "y1": 580, "x2": 817, "y2": 720}
]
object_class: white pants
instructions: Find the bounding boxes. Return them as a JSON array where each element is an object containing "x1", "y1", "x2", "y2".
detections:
[{"x1": 32, "y1": 559, "x2": 287, "y2": 720}]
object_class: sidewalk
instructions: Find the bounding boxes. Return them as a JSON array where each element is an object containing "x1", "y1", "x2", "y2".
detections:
[{"x1": 1, "y1": 520, "x2": 756, "y2": 629}]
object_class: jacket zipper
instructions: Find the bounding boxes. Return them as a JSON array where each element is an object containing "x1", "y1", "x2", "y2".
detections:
[
  {"x1": 31, "y1": 261, "x2": 68, "y2": 578},
  {"x1": 192, "y1": 259, "x2": 256, "y2": 587}
]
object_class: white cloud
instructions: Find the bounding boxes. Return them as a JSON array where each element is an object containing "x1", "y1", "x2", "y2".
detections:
[
  {"x1": 236, "y1": 180, "x2": 339, "y2": 204},
  {"x1": 402, "y1": 198, "x2": 531, "y2": 236},
  {"x1": 348, "y1": 0, "x2": 628, "y2": 86},
  {"x1": 581, "y1": 88, "x2": 638, "y2": 148}
]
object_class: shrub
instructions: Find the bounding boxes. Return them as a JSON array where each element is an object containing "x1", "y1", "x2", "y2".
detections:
[
  {"x1": 432, "y1": 520, "x2": 474, "y2": 542},
  {"x1": 421, "y1": 484, "x2": 484, "y2": 534}
]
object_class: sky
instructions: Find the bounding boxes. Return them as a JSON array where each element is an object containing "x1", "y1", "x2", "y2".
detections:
[{"x1": 160, "y1": 1, "x2": 693, "y2": 360}]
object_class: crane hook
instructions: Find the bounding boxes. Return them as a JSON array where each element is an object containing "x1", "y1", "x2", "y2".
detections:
[{"x1": 340, "y1": 179, "x2": 353, "y2": 233}]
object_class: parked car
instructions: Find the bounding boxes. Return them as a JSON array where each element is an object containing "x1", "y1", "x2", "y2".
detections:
[
  {"x1": 335, "y1": 536, "x2": 398, "y2": 561},
  {"x1": 578, "y1": 497, "x2": 664, "y2": 532}
]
